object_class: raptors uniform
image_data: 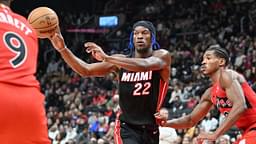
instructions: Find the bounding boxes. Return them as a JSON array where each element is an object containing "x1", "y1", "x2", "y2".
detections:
[
  {"x1": 114, "y1": 68, "x2": 168, "y2": 144},
  {"x1": 0, "y1": 5, "x2": 50, "y2": 143},
  {"x1": 211, "y1": 81, "x2": 256, "y2": 144}
]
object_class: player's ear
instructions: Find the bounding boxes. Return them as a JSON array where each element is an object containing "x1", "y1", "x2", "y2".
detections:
[{"x1": 219, "y1": 58, "x2": 226, "y2": 66}]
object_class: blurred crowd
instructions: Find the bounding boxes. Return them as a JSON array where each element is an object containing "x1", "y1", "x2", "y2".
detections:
[{"x1": 36, "y1": 0, "x2": 256, "y2": 143}]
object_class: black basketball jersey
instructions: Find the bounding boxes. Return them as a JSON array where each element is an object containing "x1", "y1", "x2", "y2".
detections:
[{"x1": 118, "y1": 68, "x2": 168, "y2": 125}]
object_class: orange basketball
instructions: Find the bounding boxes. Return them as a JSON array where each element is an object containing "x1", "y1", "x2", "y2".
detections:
[{"x1": 28, "y1": 7, "x2": 59, "y2": 39}]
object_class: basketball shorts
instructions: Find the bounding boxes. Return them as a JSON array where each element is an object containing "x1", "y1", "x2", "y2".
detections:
[
  {"x1": 0, "y1": 83, "x2": 51, "y2": 144},
  {"x1": 114, "y1": 119, "x2": 159, "y2": 144}
]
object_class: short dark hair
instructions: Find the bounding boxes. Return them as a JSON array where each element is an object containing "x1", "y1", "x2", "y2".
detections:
[
  {"x1": 0, "y1": 0, "x2": 10, "y2": 2},
  {"x1": 206, "y1": 44, "x2": 230, "y2": 66},
  {"x1": 0, "y1": 0, "x2": 11, "y2": 6}
]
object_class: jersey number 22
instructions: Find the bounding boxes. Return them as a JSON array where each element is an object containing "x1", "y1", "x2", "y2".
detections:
[{"x1": 133, "y1": 82, "x2": 151, "y2": 96}]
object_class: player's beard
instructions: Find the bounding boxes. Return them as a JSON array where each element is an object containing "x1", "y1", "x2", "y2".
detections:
[{"x1": 136, "y1": 47, "x2": 151, "y2": 54}]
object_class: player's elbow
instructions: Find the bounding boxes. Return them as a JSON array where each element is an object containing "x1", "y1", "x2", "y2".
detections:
[
  {"x1": 234, "y1": 101, "x2": 247, "y2": 116},
  {"x1": 77, "y1": 71, "x2": 87, "y2": 77},
  {"x1": 77, "y1": 69, "x2": 90, "y2": 77},
  {"x1": 188, "y1": 120, "x2": 197, "y2": 128},
  {"x1": 238, "y1": 103, "x2": 247, "y2": 114}
]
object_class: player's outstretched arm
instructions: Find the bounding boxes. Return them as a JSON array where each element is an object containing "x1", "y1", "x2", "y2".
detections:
[
  {"x1": 85, "y1": 42, "x2": 171, "y2": 72},
  {"x1": 106, "y1": 49, "x2": 171, "y2": 72},
  {"x1": 49, "y1": 33, "x2": 117, "y2": 77},
  {"x1": 155, "y1": 88, "x2": 213, "y2": 129}
]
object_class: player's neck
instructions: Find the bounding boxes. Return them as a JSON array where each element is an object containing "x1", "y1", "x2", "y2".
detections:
[
  {"x1": 135, "y1": 52, "x2": 152, "y2": 58},
  {"x1": 210, "y1": 68, "x2": 223, "y2": 83},
  {"x1": 134, "y1": 49, "x2": 153, "y2": 58}
]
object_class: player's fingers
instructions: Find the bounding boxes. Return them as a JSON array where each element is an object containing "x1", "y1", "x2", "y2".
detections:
[
  {"x1": 92, "y1": 51, "x2": 96, "y2": 57},
  {"x1": 84, "y1": 42, "x2": 100, "y2": 51},
  {"x1": 50, "y1": 34, "x2": 61, "y2": 46},
  {"x1": 84, "y1": 42, "x2": 95, "y2": 48},
  {"x1": 154, "y1": 112, "x2": 162, "y2": 117},
  {"x1": 84, "y1": 43, "x2": 88, "y2": 47},
  {"x1": 86, "y1": 48, "x2": 92, "y2": 53},
  {"x1": 86, "y1": 48, "x2": 97, "y2": 54},
  {"x1": 154, "y1": 112, "x2": 160, "y2": 116}
]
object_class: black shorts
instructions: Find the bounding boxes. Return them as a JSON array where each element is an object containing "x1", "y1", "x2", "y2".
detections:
[{"x1": 114, "y1": 120, "x2": 159, "y2": 144}]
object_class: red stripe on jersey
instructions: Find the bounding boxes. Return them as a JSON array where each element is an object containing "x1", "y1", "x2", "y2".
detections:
[
  {"x1": 156, "y1": 79, "x2": 168, "y2": 112},
  {"x1": 114, "y1": 111, "x2": 123, "y2": 144}
]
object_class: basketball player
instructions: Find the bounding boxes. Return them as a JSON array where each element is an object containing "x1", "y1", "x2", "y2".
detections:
[
  {"x1": 49, "y1": 20, "x2": 171, "y2": 144},
  {"x1": 0, "y1": 0, "x2": 51, "y2": 143},
  {"x1": 155, "y1": 45, "x2": 256, "y2": 143}
]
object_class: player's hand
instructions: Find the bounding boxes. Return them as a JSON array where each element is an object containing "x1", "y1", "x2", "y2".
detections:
[
  {"x1": 196, "y1": 132, "x2": 217, "y2": 144},
  {"x1": 154, "y1": 112, "x2": 167, "y2": 126},
  {"x1": 49, "y1": 31, "x2": 67, "y2": 52},
  {"x1": 84, "y1": 42, "x2": 108, "y2": 61}
]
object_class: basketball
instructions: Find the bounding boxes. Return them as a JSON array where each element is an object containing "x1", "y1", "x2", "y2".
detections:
[{"x1": 28, "y1": 7, "x2": 59, "y2": 38}]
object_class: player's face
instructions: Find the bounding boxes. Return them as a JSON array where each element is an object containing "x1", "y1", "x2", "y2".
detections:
[
  {"x1": 201, "y1": 50, "x2": 220, "y2": 75},
  {"x1": 133, "y1": 26, "x2": 152, "y2": 53}
]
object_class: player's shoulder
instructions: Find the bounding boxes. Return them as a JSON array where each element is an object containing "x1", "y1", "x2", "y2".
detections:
[
  {"x1": 222, "y1": 69, "x2": 239, "y2": 80},
  {"x1": 154, "y1": 49, "x2": 170, "y2": 54},
  {"x1": 153, "y1": 49, "x2": 171, "y2": 56},
  {"x1": 220, "y1": 69, "x2": 244, "y2": 88},
  {"x1": 153, "y1": 49, "x2": 171, "y2": 63},
  {"x1": 224, "y1": 69, "x2": 246, "y2": 83}
]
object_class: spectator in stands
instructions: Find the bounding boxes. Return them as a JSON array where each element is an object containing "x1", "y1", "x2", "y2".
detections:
[
  {"x1": 200, "y1": 112, "x2": 219, "y2": 132},
  {"x1": 75, "y1": 127, "x2": 90, "y2": 144},
  {"x1": 216, "y1": 134, "x2": 231, "y2": 144},
  {"x1": 103, "y1": 121, "x2": 115, "y2": 143}
]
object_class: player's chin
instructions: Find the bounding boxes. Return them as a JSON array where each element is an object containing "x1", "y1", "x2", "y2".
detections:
[
  {"x1": 136, "y1": 44, "x2": 148, "y2": 49},
  {"x1": 135, "y1": 44, "x2": 145, "y2": 48},
  {"x1": 201, "y1": 69, "x2": 209, "y2": 75}
]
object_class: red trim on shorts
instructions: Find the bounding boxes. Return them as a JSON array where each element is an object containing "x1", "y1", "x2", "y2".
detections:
[
  {"x1": 156, "y1": 79, "x2": 168, "y2": 112},
  {"x1": 114, "y1": 111, "x2": 123, "y2": 144}
]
